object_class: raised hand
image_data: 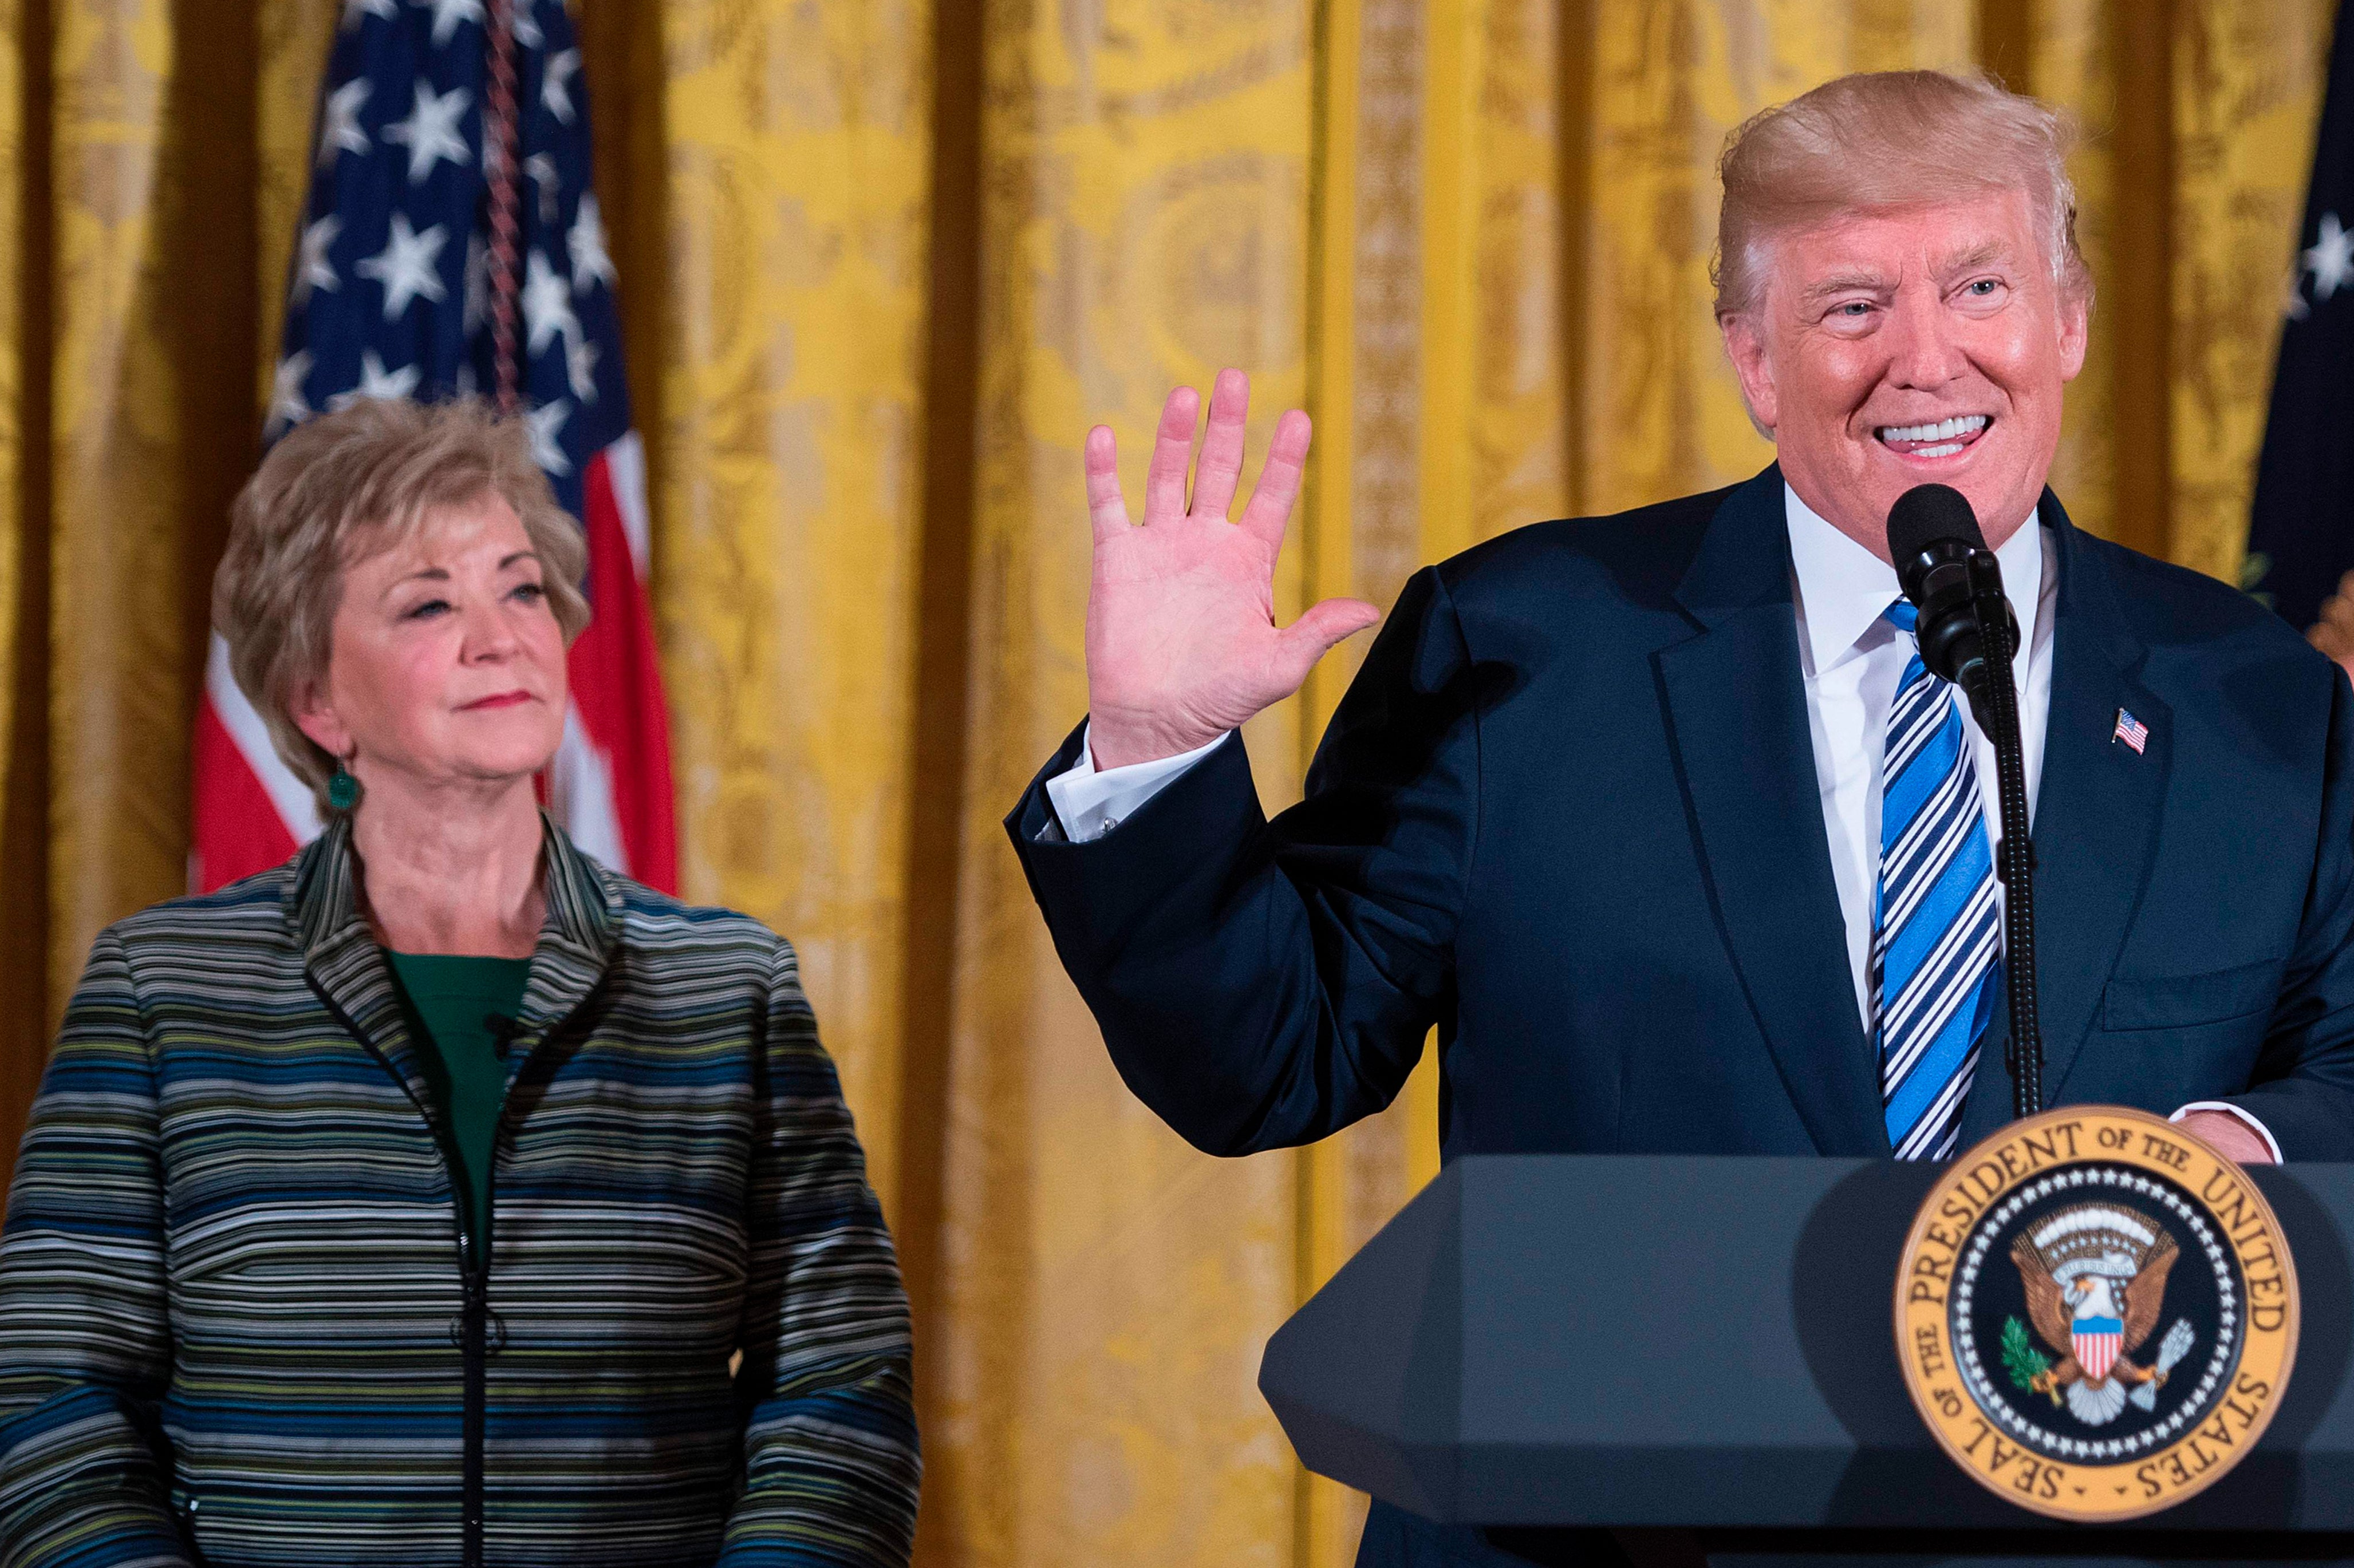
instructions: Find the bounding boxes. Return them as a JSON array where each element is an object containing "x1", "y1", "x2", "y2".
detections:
[{"x1": 1083, "y1": 369, "x2": 1382, "y2": 770}]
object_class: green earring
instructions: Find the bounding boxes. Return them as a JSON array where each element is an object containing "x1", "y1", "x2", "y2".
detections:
[{"x1": 326, "y1": 763, "x2": 359, "y2": 813}]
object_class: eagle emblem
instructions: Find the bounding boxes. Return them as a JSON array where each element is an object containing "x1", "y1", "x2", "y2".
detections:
[
  {"x1": 1898, "y1": 1107, "x2": 2300, "y2": 1522},
  {"x1": 2008, "y1": 1202, "x2": 2196, "y2": 1427}
]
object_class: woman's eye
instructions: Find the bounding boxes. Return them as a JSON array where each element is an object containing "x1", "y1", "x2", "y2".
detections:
[
  {"x1": 511, "y1": 582, "x2": 545, "y2": 605},
  {"x1": 405, "y1": 598, "x2": 450, "y2": 621}
]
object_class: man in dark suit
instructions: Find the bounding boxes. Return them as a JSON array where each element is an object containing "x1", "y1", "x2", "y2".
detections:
[{"x1": 1004, "y1": 68, "x2": 2354, "y2": 1567}]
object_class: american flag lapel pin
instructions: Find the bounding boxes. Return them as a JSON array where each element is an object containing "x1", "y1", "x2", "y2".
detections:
[{"x1": 2114, "y1": 708, "x2": 2150, "y2": 755}]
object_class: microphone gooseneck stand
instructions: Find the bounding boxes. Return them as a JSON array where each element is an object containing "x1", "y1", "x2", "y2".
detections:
[{"x1": 1958, "y1": 552, "x2": 2045, "y2": 1120}]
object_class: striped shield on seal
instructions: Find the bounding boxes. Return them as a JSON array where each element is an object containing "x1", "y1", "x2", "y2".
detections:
[{"x1": 2073, "y1": 1315, "x2": 2124, "y2": 1382}]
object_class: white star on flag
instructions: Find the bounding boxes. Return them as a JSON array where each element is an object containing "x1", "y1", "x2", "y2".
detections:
[
  {"x1": 569, "y1": 192, "x2": 614, "y2": 293},
  {"x1": 356, "y1": 212, "x2": 450, "y2": 318},
  {"x1": 293, "y1": 215, "x2": 341, "y2": 309},
  {"x1": 521, "y1": 249, "x2": 579, "y2": 354},
  {"x1": 416, "y1": 0, "x2": 486, "y2": 46},
  {"x1": 330, "y1": 349, "x2": 424, "y2": 410},
  {"x1": 543, "y1": 48, "x2": 581, "y2": 124},
  {"x1": 360, "y1": 349, "x2": 419, "y2": 401},
  {"x1": 511, "y1": 0, "x2": 543, "y2": 48},
  {"x1": 318, "y1": 78, "x2": 372, "y2": 167},
  {"x1": 341, "y1": 0, "x2": 397, "y2": 28},
  {"x1": 2306, "y1": 212, "x2": 2352, "y2": 303},
  {"x1": 382, "y1": 80, "x2": 472, "y2": 184},
  {"x1": 566, "y1": 335, "x2": 600, "y2": 402},
  {"x1": 266, "y1": 349, "x2": 313, "y2": 438},
  {"x1": 525, "y1": 398, "x2": 573, "y2": 475},
  {"x1": 525, "y1": 152, "x2": 559, "y2": 224}
]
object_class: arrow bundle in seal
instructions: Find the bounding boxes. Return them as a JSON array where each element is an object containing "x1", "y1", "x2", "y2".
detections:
[{"x1": 2130, "y1": 1320, "x2": 2197, "y2": 1412}]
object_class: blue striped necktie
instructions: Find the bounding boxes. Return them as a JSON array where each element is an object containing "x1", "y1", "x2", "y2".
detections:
[{"x1": 1874, "y1": 599, "x2": 2001, "y2": 1160}]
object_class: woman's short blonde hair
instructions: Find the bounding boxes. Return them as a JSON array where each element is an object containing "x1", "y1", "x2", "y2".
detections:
[
  {"x1": 212, "y1": 396, "x2": 590, "y2": 805},
  {"x1": 1713, "y1": 70, "x2": 2091, "y2": 319}
]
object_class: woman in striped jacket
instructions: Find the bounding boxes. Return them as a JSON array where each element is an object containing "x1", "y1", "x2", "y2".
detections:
[{"x1": 0, "y1": 399, "x2": 919, "y2": 1566}]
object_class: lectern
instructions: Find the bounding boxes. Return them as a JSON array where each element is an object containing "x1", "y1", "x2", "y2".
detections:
[{"x1": 1259, "y1": 1156, "x2": 2354, "y2": 1567}]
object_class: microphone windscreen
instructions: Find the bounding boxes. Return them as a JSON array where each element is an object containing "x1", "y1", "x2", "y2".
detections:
[{"x1": 1886, "y1": 483, "x2": 1987, "y2": 564}]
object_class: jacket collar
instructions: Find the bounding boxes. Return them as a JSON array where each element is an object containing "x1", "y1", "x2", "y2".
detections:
[{"x1": 291, "y1": 811, "x2": 620, "y2": 1094}]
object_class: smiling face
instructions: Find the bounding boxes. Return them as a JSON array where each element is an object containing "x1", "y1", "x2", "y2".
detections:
[
  {"x1": 294, "y1": 489, "x2": 570, "y2": 799},
  {"x1": 1721, "y1": 187, "x2": 2088, "y2": 560}
]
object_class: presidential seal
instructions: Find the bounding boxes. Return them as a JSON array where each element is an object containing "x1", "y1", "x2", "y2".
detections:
[{"x1": 1894, "y1": 1107, "x2": 2298, "y2": 1521}]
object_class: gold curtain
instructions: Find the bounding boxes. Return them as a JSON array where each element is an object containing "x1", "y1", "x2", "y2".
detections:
[{"x1": 0, "y1": 2, "x2": 2337, "y2": 1566}]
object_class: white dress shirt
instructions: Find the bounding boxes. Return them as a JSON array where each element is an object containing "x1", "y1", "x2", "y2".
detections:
[
  {"x1": 1045, "y1": 483, "x2": 2276, "y2": 1156},
  {"x1": 1784, "y1": 484, "x2": 2052, "y2": 1037}
]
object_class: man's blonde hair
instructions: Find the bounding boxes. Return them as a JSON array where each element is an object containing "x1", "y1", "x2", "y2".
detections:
[
  {"x1": 212, "y1": 397, "x2": 590, "y2": 808},
  {"x1": 1713, "y1": 70, "x2": 2091, "y2": 319}
]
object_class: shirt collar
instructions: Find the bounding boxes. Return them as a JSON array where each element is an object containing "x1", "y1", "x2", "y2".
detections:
[{"x1": 1783, "y1": 481, "x2": 2043, "y2": 677}]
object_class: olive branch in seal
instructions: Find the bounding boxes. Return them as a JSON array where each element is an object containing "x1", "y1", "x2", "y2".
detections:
[{"x1": 2001, "y1": 1315, "x2": 2052, "y2": 1391}]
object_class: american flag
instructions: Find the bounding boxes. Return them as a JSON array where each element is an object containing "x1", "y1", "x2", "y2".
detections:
[
  {"x1": 2114, "y1": 708, "x2": 2150, "y2": 755},
  {"x1": 192, "y1": 0, "x2": 676, "y2": 892}
]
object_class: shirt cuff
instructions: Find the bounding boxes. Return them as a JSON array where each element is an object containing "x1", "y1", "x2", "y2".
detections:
[
  {"x1": 2169, "y1": 1100, "x2": 2284, "y2": 1163},
  {"x1": 1041, "y1": 724, "x2": 1229, "y2": 844}
]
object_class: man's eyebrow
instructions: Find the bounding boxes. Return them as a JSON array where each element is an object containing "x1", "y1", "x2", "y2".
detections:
[
  {"x1": 1800, "y1": 270, "x2": 1892, "y2": 302},
  {"x1": 1936, "y1": 240, "x2": 2012, "y2": 276}
]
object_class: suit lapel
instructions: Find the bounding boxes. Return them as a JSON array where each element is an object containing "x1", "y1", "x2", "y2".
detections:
[
  {"x1": 1656, "y1": 468, "x2": 1886, "y2": 1156},
  {"x1": 1955, "y1": 496, "x2": 2172, "y2": 1143}
]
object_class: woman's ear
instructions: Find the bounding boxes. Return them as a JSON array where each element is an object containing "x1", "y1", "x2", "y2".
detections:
[{"x1": 291, "y1": 679, "x2": 351, "y2": 762}]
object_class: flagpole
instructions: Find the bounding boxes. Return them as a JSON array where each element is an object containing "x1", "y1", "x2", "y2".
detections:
[{"x1": 484, "y1": 0, "x2": 523, "y2": 413}]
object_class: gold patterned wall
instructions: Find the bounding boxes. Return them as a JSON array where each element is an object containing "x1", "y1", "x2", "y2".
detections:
[
  {"x1": 927, "y1": 7, "x2": 1314, "y2": 1562},
  {"x1": 0, "y1": 3, "x2": 2337, "y2": 1566},
  {"x1": 618, "y1": 1, "x2": 936, "y2": 1205}
]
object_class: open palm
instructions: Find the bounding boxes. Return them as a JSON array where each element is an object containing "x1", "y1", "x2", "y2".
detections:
[{"x1": 1084, "y1": 370, "x2": 1381, "y2": 769}]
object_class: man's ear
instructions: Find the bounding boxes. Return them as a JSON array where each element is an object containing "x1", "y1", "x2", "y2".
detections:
[
  {"x1": 2056, "y1": 283, "x2": 2090, "y2": 383},
  {"x1": 291, "y1": 679, "x2": 350, "y2": 763},
  {"x1": 1720, "y1": 311, "x2": 1780, "y2": 435}
]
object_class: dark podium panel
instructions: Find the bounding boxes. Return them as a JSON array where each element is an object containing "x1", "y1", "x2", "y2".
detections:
[{"x1": 1259, "y1": 1156, "x2": 2354, "y2": 1562}]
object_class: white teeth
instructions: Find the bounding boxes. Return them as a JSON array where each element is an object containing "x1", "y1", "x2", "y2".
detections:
[
  {"x1": 1914, "y1": 441, "x2": 1965, "y2": 457},
  {"x1": 1878, "y1": 414, "x2": 1990, "y2": 444}
]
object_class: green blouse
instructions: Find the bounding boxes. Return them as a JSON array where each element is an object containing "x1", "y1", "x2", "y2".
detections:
[{"x1": 384, "y1": 951, "x2": 531, "y2": 1249}]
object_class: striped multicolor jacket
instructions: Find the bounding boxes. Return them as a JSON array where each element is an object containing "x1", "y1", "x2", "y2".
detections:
[{"x1": 0, "y1": 817, "x2": 918, "y2": 1567}]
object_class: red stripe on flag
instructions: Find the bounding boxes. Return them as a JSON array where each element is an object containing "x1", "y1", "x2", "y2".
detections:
[
  {"x1": 571, "y1": 445, "x2": 677, "y2": 892},
  {"x1": 191, "y1": 695, "x2": 300, "y2": 892}
]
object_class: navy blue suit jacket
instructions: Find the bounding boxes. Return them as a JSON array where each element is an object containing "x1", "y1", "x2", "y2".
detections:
[{"x1": 1004, "y1": 466, "x2": 2354, "y2": 1561}]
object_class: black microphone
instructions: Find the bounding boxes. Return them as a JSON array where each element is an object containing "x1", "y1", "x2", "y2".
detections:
[
  {"x1": 483, "y1": 1013, "x2": 522, "y2": 1061},
  {"x1": 1883, "y1": 482, "x2": 2044, "y2": 1122},
  {"x1": 1886, "y1": 483, "x2": 2018, "y2": 725}
]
